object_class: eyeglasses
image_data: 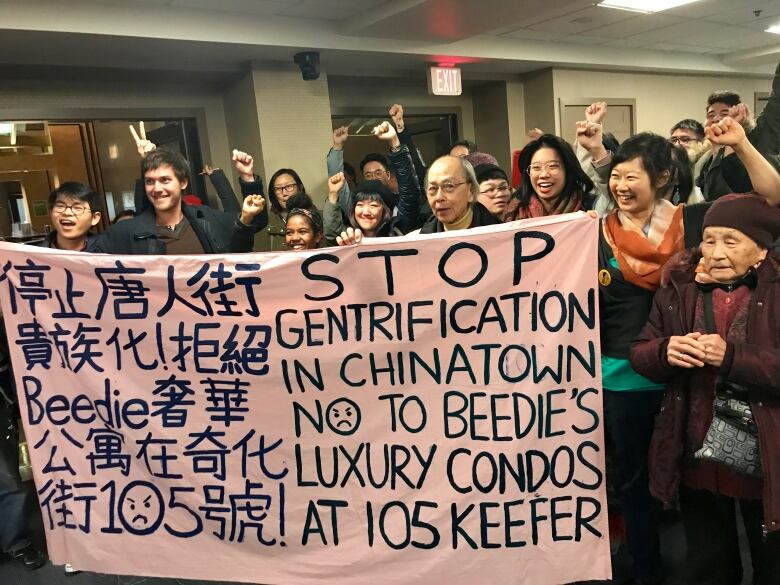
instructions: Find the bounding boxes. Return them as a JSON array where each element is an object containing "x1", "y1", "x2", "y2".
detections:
[
  {"x1": 527, "y1": 161, "x2": 562, "y2": 174},
  {"x1": 426, "y1": 181, "x2": 469, "y2": 196},
  {"x1": 51, "y1": 202, "x2": 91, "y2": 216},
  {"x1": 274, "y1": 182, "x2": 298, "y2": 194},
  {"x1": 364, "y1": 170, "x2": 389, "y2": 180},
  {"x1": 479, "y1": 183, "x2": 511, "y2": 196},
  {"x1": 669, "y1": 136, "x2": 699, "y2": 145}
]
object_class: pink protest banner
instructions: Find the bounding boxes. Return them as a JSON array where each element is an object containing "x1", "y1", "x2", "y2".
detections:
[{"x1": 0, "y1": 213, "x2": 610, "y2": 585}]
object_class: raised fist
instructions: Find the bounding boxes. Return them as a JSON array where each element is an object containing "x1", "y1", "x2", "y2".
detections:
[
  {"x1": 706, "y1": 116, "x2": 747, "y2": 148},
  {"x1": 389, "y1": 104, "x2": 405, "y2": 131},
  {"x1": 728, "y1": 103, "x2": 750, "y2": 126},
  {"x1": 526, "y1": 128, "x2": 544, "y2": 142},
  {"x1": 332, "y1": 126, "x2": 349, "y2": 149},
  {"x1": 232, "y1": 149, "x2": 255, "y2": 181},
  {"x1": 328, "y1": 172, "x2": 345, "y2": 195},
  {"x1": 585, "y1": 101, "x2": 607, "y2": 124},
  {"x1": 373, "y1": 121, "x2": 400, "y2": 148},
  {"x1": 129, "y1": 122, "x2": 156, "y2": 157},
  {"x1": 240, "y1": 194, "x2": 266, "y2": 224},
  {"x1": 576, "y1": 120, "x2": 603, "y2": 153}
]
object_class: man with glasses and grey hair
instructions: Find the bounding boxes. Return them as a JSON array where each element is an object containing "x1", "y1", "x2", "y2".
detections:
[{"x1": 420, "y1": 155, "x2": 501, "y2": 234}]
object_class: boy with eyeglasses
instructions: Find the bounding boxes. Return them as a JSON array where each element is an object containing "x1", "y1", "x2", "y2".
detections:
[
  {"x1": 41, "y1": 182, "x2": 103, "y2": 252},
  {"x1": 0, "y1": 183, "x2": 96, "y2": 574}
]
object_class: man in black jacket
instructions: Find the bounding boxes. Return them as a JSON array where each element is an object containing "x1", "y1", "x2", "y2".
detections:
[
  {"x1": 697, "y1": 60, "x2": 780, "y2": 200},
  {"x1": 94, "y1": 150, "x2": 266, "y2": 255}
]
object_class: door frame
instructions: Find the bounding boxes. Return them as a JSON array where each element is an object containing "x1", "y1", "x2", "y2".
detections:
[{"x1": 557, "y1": 97, "x2": 637, "y2": 144}]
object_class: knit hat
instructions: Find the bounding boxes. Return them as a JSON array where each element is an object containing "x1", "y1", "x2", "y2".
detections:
[
  {"x1": 465, "y1": 152, "x2": 498, "y2": 168},
  {"x1": 352, "y1": 180, "x2": 397, "y2": 210},
  {"x1": 473, "y1": 163, "x2": 508, "y2": 185},
  {"x1": 702, "y1": 193, "x2": 780, "y2": 249}
]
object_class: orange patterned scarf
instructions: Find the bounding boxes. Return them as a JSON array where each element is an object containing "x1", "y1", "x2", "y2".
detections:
[{"x1": 603, "y1": 200, "x2": 685, "y2": 291}]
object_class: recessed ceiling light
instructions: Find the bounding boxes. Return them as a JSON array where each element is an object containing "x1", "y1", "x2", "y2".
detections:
[
  {"x1": 766, "y1": 23, "x2": 780, "y2": 35},
  {"x1": 598, "y1": 0, "x2": 700, "y2": 13}
]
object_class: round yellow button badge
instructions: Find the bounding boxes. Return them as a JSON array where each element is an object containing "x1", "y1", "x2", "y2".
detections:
[{"x1": 598, "y1": 269, "x2": 612, "y2": 287}]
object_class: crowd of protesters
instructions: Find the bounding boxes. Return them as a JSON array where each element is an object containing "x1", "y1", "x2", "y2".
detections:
[{"x1": 1, "y1": 61, "x2": 780, "y2": 585}]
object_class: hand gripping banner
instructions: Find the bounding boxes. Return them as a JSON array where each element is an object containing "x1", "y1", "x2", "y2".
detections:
[{"x1": 0, "y1": 213, "x2": 610, "y2": 585}]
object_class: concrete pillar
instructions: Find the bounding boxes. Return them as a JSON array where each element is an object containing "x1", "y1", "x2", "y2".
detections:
[
  {"x1": 251, "y1": 64, "x2": 333, "y2": 207},
  {"x1": 472, "y1": 79, "x2": 526, "y2": 174},
  {"x1": 473, "y1": 81, "x2": 511, "y2": 171},
  {"x1": 223, "y1": 63, "x2": 334, "y2": 250},
  {"x1": 522, "y1": 68, "x2": 556, "y2": 136}
]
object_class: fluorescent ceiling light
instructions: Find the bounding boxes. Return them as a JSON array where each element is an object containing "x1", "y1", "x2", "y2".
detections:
[
  {"x1": 766, "y1": 23, "x2": 780, "y2": 35},
  {"x1": 598, "y1": 0, "x2": 700, "y2": 13}
]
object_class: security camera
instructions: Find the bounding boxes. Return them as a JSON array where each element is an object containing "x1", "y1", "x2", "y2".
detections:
[{"x1": 294, "y1": 51, "x2": 320, "y2": 81}]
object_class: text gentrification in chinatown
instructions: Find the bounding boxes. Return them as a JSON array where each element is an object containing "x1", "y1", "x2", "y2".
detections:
[{"x1": 0, "y1": 214, "x2": 610, "y2": 585}]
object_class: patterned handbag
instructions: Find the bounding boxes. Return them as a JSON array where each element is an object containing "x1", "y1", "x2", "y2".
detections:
[
  {"x1": 693, "y1": 290, "x2": 763, "y2": 478},
  {"x1": 694, "y1": 385, "x2": 763, "y2": 478}
]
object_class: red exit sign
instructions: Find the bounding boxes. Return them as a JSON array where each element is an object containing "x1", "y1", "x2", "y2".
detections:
[{"x1": 428, "y1": 66, "x2": 462, "y2": 96}]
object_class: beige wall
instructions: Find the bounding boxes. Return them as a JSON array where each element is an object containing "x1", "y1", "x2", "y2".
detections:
[
  {"x1": 506, "y1": 80, "x2": 526, "y2": 154},
  {"x1": 252, "y1": 65, "x2": 334, "y2": 211},
  {"x1": 224, "y1": 70, "x2": 264, "y2": 175},
  {"x1": 473, "y1": 81, "x2": 511, "y2": 172},
  {"x1": 552, "y1": 68, "x2": 775, "y2": 137},
  {"x1": 522, "y1": 68, "x2": 556, "y2": 136},
  {"x1": 328, "y1": 75, "x2": 476, "y2": 143}
]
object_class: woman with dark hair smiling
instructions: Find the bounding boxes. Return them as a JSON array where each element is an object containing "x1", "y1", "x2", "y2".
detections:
[{"x1": 504, "y1": 133, "x2": 596, "y2": 221}]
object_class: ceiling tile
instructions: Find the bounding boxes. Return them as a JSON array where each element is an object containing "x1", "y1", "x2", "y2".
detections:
[
  {"x1": 601, "y1": 38, "x2": 655, "y2": 49},
  {"x1": 698, "y1": 1, "x2": 780, "y2": 25},
  {"x1": 528, "y1": 5, "x2": 634, "y2": 35},
  {"x1": 704, "y1": 30, "x2": 780, "y2": 50},
  {"x1": 643, "y1": 42, "x2": 718, "y2": 54},
  {"x1": 661, "y1": 0, "x2": 732, "y2": 18},
  {"x1": 737, "y1": 13, "x2": 780, "y2": 32},
  {"x1": 563, "y1": 34, "x2": 609, "y2": 45},
  {"x1": 582, "y1": 12, "x2": 682, "y2": 39},
  {"x1": 627, "y1": 19, "x2": 733, "y2": 45},
  {"x1": 501, "y1": 28, "x2": 566, "y2": 41},
  {"x1": 279, "y1": 0, "x2": 385, "y2": 19},
  {"x1": 169, "y1": 0, "x2": 297, "y2": 15}
]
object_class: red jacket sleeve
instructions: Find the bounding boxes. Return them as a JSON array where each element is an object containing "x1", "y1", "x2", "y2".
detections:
[
  {"x1": 726, "y1": 343, "x2": 780, "y2": 394},
  {"x1": 511, "y1": 149, "x2": 522, "y2": 189}
]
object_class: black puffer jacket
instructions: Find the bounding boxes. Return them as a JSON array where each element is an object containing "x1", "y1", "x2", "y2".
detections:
[{"x1": 698, "y1": 61, "x2": 780, "y2": 200}]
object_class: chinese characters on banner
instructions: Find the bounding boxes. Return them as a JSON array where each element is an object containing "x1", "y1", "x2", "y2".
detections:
[{"x1": 0, "y1": 214, "x2": 610, "y2": 585}]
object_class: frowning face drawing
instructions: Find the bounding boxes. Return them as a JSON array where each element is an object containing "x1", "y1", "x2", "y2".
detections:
[{"x1": 325, "y1": 398, "x2": 361, "y2": 436}]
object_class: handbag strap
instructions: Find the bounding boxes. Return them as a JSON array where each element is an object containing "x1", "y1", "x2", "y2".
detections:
[
  {"x1": 703, "y1": 290, "x2": 752, "y2": 404},
  {"x1": 702, "y1": 290, "x2": 716, "y2": 334}
]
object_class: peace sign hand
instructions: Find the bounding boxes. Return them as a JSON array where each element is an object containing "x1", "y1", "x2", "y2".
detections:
[{"x1": 129, "y1": 122, "x2": 156, "y2": 157}]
